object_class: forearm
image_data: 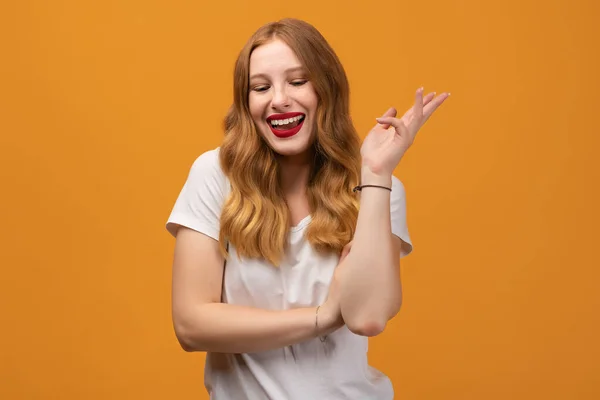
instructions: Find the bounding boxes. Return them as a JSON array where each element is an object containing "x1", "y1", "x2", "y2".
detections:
[
  {"x1": 339, "y1": 170, "x2": 402, "y2": 336},
  {"x1": 176, "y1": 303, "x2": 337, "y2": 353}
]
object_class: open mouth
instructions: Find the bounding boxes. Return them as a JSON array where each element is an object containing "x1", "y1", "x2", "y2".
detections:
[{"x1": 267, "y1": 113, "x2": 305, "y2": 138}]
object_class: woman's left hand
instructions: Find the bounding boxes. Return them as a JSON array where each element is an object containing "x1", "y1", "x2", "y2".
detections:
[{"x1": 360, "y1": 87, "x2": 450, "y2": 176}]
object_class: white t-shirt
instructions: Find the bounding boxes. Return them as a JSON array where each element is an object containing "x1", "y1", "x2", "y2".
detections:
[{"x1": 166, "y1": 147, "x2": 413, "y2": 400}]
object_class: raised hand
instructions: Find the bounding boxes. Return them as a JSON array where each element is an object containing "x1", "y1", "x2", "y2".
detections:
[{"x1": 360, "y1": 88, "x2": 450, "y2": 176}]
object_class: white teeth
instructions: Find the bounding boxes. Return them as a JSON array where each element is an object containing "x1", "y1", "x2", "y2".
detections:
[{"x1": 269, "y1": 115, "x2": 304, "y2": 126}]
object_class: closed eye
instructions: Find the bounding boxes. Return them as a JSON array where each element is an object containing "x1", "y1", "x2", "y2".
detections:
[
  {"x1": 252, "y1": 85, "x2": 270, "y2": 92},
  {"x1": 290, "y1": 80, "x2": 308, "y2": 87}
]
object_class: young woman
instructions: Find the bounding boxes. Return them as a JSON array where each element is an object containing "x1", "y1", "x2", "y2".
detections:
[{"x1": 166, "y1": 18, "x2": 448, "y2": 400}]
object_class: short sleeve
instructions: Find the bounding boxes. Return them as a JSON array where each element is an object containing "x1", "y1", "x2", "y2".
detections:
[
  {"x1": 390, "y1": 176, "x2": 413, "y2": 257},
  {"x1": 165, "y1": 148, "x2": 228, "y2": 240}
]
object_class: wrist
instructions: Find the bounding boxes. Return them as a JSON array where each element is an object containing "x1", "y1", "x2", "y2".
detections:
[
  {"x1": 315, "y1": 303, "x2": 342, "y2": 338},
  {"x1": 360, "y1": 166, "x2": 392, "y2": 187}
]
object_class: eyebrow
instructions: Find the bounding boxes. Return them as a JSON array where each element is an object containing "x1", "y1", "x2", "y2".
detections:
[{"x1": 249, "y1": 66, "x2": 307, "y2": 81}]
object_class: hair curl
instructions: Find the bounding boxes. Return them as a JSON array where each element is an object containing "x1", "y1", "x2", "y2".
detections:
[{"x1": 218, "y1": 18, "x2": 361, "y2": 266}]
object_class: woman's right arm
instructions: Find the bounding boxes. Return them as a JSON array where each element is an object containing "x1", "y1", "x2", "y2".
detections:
[{"x1": 171, "y1": 226, "x2": 341, "y2": 354}]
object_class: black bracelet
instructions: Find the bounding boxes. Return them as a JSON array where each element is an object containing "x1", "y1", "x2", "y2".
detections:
[{"x1": 352, "y1": 184, "x2": 392, "y2": 193}]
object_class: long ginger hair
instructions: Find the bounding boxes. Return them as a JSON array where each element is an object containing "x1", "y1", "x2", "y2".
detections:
[{"x1": 218, "y1": 18, "x2": 362, "y2": 266}]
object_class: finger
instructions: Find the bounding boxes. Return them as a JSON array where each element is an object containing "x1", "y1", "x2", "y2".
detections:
[
  {"x1": 414, "y1": 87, "x2": 424, "y2": 121},
  {"x1": 376, "y1": 107, "x2": 397, "y2": 129},
  {"x1": 375, "y1": 116, "x2": 405, "y2": 134},
  {"x1": 381, "y1": 107, "x2": 397, "y2": 118},
  {"x1": 402, "y1": 92, "x2": 434, "y2": 121},
  {"x1": 423, "y1": 92, "x2": 435, "y2": 107},
  {"x1": 422, "y1": 92, "x2": 450, "y2": 123}
]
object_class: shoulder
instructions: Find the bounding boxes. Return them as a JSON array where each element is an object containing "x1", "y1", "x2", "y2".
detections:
[
  {"x1": 166, "y1": 147, "x2": 228, "y2": 239},
  {"x1": 388, "y1": 176, "x2": 408, "y2": 221},
  {"x1": 187, "y1": 147, "x2": 228, "y2": 185},
  {"x1": 389, "y1": 175, "x2": 412, "y2": 256},
  {"x1": 390, "y1": 175, "x2": 406, "y2": 200},
  {"x1": 190, "y1": 147, "x2": 223, "y2": 174},
  {"x1": 391, "y1": 175, "x2": 405, "y2": 190}
]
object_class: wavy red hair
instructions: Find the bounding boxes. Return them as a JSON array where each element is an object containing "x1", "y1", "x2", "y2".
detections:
[{"x1": 218, "y1": 18, "x2": 361, "y2": 266}]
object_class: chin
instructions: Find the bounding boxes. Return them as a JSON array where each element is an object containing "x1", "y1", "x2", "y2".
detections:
[
  {"x1": 261, "y1": 124, "x2": 315, "y2": 158},
  {"x1": 268, "y1": 139, "x2": 313, "y2": 157}
]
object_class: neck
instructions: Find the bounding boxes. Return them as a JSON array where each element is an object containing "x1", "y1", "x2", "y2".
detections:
[{"x1": 277, "y1": 149, "x2": 314, "y2": 195}]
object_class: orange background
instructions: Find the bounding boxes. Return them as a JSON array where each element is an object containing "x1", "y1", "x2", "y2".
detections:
[{"x1": 1, "y1": 0, "x2": 599, "y2": 399}]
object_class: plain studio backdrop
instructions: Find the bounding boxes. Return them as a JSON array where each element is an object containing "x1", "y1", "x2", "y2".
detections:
[{"x1": 1, "y1": 1, "x2": 598, "y2": 399}]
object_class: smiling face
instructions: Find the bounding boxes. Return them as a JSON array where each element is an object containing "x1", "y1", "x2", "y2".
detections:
[{"x1": 248, "y1": 39, "x2": 319, "y2": 159}]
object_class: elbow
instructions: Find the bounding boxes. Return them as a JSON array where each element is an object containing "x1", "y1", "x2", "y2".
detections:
[
  {"x1": 345, "y1": 310, "x2": 390, "y2": 337},
  {"x1": 177, "y1": 336, "x2": 196, "y2": 352},
  {"x1": 347, "y1": 319, "x2": 387, "y2": 337},
  {"x1": 173, "y1": 320, "x2": 205, "y2": 352},
  {"x1": 178, "y1": 339, "x2": 195, "y2": 353},
  {"x1": 345, "y1": 301, "x2": 402, "y2": 337}
]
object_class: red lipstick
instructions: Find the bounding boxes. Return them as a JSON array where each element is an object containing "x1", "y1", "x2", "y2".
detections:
[{"x1": 267, "y1": 112, "x2": 305, "y2": 138}]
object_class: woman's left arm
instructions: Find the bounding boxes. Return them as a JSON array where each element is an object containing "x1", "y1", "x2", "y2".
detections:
[
  {"x1": 338, "y1": 87, "x2": 449, "y2": 337},
  {"x1": 337, "y1": 169, "x2": 402, "y2": 337}
]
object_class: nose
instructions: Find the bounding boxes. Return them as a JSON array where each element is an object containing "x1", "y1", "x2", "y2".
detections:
[{"x1": 270, "y1": 85, "x2": 290, "y2": 110}]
